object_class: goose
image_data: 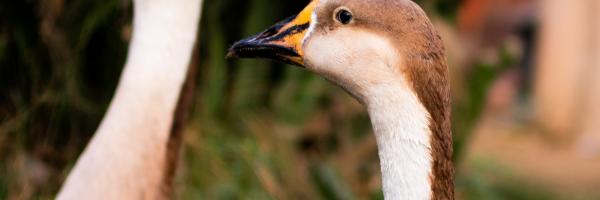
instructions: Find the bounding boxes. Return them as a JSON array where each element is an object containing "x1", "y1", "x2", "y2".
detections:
[
  {"x1": 57, "y1": 0, "x2": 202, "y2": 199},
  {"x1": 228, "y1": 0, "x2": 453, "y2": 199}
]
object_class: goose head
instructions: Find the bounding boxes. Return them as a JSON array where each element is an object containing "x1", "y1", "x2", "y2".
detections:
[
  {"x1": 228, "y1": 0, "x2": 452, "y2": 199},
  {"x1": 228, "y1": 0, "x2": 448, "y2": 105}
]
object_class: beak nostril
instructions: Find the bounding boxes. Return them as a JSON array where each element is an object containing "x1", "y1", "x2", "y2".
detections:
[
  {"x1": 260, "y1": 27, "x2": 279, "y2": 38},
  {"x1": 258, "y1": 14, "x2": 298, "y2": 39}
]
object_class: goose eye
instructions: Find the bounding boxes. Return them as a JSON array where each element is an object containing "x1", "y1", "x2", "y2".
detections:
[{"x1": 335, "y1": 9, "x2": 353, "y2": 24}]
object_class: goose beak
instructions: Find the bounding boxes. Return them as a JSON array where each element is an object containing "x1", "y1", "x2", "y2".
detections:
[{"x1": 227, "y1": 1, "x2": 317, "y2": 67}]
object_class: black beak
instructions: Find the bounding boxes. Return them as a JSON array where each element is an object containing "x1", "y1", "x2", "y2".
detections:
[{"x1": 227, "y1": 15, "x2": 308, "y2": 67}]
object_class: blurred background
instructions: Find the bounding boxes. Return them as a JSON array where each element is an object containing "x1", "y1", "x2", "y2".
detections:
[{"x1": 1, "y1": 0, "x2": 600, "y2": 199}]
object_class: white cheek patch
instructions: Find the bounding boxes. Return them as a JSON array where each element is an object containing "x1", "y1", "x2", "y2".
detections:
[
  {"x1": 306, "y1": 28, "x2": 399, "y2": 69},
  {"x1": 303, "y1": 28, "x2": 402, "y2": 94}
]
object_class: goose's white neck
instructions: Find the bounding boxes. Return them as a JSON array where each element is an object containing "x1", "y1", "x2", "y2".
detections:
[
  {"x1": 58, "y1": 0, "x2": 202, "y2": 199},
  {"x1": 365, "y1": 81, "x2": 433, "y2": 200}
]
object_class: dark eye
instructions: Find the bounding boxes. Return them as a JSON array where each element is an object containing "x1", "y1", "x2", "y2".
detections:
[{"x1": 335, "y1": 9, "x2": 353, "y2": 24}]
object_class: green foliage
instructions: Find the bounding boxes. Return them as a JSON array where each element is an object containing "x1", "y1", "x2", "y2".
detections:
[
  {"x1": 0, "y1": 0, "x2": 129, "y2": 198},
  {"x1": 310, "y1": 164, "x2": 355, "y2": 200}
]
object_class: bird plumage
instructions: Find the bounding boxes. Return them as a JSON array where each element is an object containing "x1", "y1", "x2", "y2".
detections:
[{"x1": 229, "y1": 0, "x2": 453, "y2": 199}]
